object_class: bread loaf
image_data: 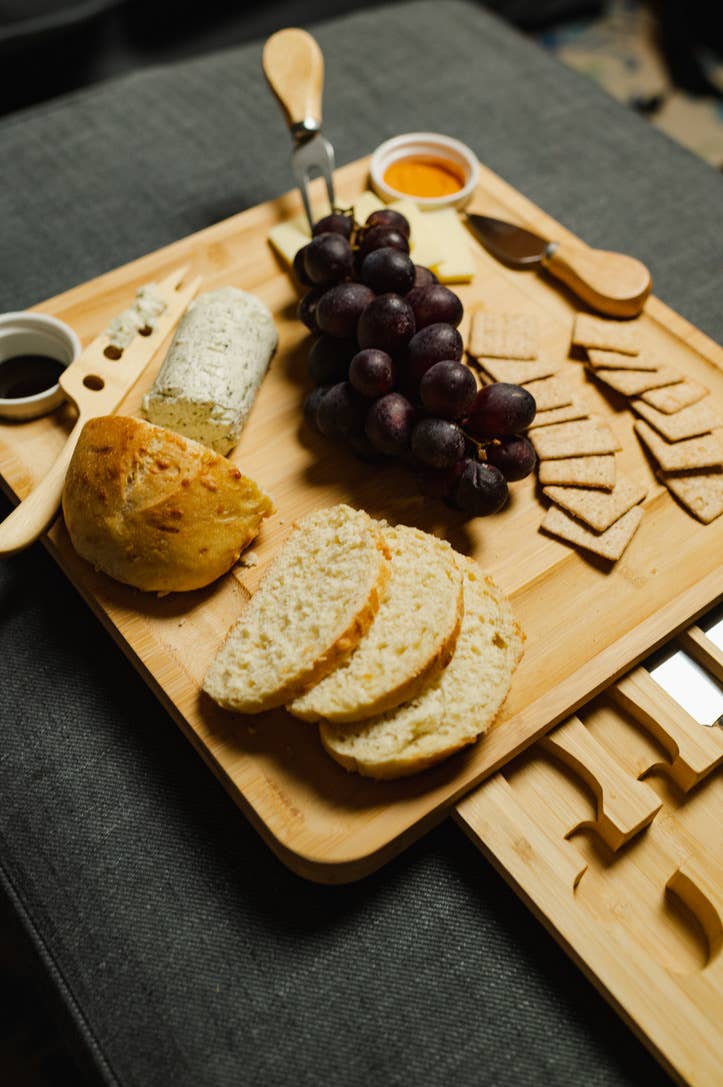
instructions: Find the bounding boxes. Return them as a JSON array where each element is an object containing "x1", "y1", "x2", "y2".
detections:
[
  {"x1": 142, "y1": 286, "x2": 277, "y2": 454},
  {"x1": 288, "y1": 524, "x2": 463, "y2": 723},
  {"x1": 203, "y1": 505, "x2": 391, "y2": 714},
  {"x1": 320, "y1": 558, "x2": 524, "y2": 779},
  {"x1": 62, "y1": 415, "x2": 274, "y2": 592}
]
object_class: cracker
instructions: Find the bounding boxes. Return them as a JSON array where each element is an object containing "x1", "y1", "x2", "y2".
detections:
[
  {"x1": 587, "y1": 349, "x2": 659, "y2": 372},
  {"x1": 479, "y1": 358, "x2": 558, "y2": 384},
  {"x1": 527, "y1": 399, "x2": 590, "y2": 428},
  {"x1": 538, "y1": 455, "x2": 616, "y2": 490},
  {"x1": 659, "y1": 470, "x2": 723, "y2": 524},
  {"x1": 635, "y1": 420, "x2": 723, "y2": 471},
  {"x1": 523, "y1": 376, "x2": 573, "y2": 411},
  {"x1": 530, "y1": 418, "x2": 620, "y2": 460},
  {"x1": 469, "y1": 311, "x2": 539, "y2": 359},
  {"x1": 543, "y1": 476, "x2": 646, "y2": 533},
  {"x1": 641, "y1": 379, "x2": 708, "y2": 414},
  {"x1": 593, "y1": 366, "x2": 682, "y2": 397},
  {"x1": 631, "y1": 398, "x2": 721, "y2": 442},
  {"x1": 572, "y1": 314, "x2": 640, "y2": 355},
  {"x1": 541, "y1": 504, "x2": 644, "y2": 562}
]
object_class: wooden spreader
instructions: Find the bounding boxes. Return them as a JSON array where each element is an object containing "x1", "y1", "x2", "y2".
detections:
[{"x1": 1, "y1": 156, "x2": 721, "y2": 1087}]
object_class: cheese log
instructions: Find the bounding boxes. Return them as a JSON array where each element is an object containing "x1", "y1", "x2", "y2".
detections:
[{"x1": 142, "y1": 286, "x2": 277, "y2": 455}]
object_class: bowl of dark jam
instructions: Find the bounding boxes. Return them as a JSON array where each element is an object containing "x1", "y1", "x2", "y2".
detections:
[{"x1": 0, "y1": 312, "x2": 81, "y2": 420}]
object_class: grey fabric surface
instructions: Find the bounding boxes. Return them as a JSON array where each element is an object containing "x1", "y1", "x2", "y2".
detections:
[{"x1": 1, "y1": 1, "x2": 720, "y2": 1084}]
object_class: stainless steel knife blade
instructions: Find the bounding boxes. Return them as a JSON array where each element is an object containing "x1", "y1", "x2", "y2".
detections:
[{"x1": 465, "y1": 214, "x2": 550, "y2": 267}]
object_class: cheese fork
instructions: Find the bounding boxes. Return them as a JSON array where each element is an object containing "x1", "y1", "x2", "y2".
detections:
[
  {"x1": 0, "y1": 266, "x2": 201, "y2": 557},
  {"x1": 263, "y1": 28, "x2": 336, "y2": 231}
]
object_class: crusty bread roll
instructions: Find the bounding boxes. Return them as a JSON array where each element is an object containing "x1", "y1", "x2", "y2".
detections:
[
  {"x1": 203, "y1": 505, "x2": 391, "y2": 714},
  {"x1": 62, "y1": 415, "x2": 274, "y2": 592},
  {"x1": 287, "y1": 524, "x2": 463, "y2": 723},
  {"x1": 320, "y1": 558, "x2": 524, "y2": 779}
]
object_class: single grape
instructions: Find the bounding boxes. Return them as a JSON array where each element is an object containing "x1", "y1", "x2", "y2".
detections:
[
  {"x1": 349, "y1": 349, "x2": 395, "y2": 398},
  {"x1": 406, "y1": 284, "x2": 463, "y2": 329},
  {"x1": 308, "y1": 336, "x2": 356, "y2": 385},
  {"x1": 316, "y1": 381, "x2": 366, "y2": 440},
  {"x1": 407, "y1": 323, "x2": 464, "y2": 382},
  {"x1": 411, "y1": 418, "x2": 465, "y2": 469},
  {"x1": 366, "y1": 208, "x2": 411, "y2": 239},
  {"x1": 357, "y1": 294, "x2": 416, "y2": 354},
  {"x1": 316, "y1": 282, "x2": 374, "y2": 339},
  {"x1": 349, "y1": 432, "x2": 389, "y2": 463},
  {"x1": 298, "y1": 287, "x2": 325, "y2": 333},
  {"x1": 312, "y1": 212, "x2": 353, "y2": 238},
  {"x1": 360, "y1": 247, "x2": 416, "y2": 296},
  {"x1": 293, "y1": 245, "x2": 313, "y2": 286},
  {"x1": 304, "y1": 232, "x2": 353, "y2": 286},
  {"x1": 465, "y1": 382, "x2": 537, "y2": 439},
  {"x1": 485, "y1": 435, "x2": 537, "y2": 481},
  {"x1": 358, "y1": 225, "x2": 410, "y2": 263},
  {"x1": 411, "y1": 265, "x2": 438, "y2": 289},
  {"x1": 303, "y1": 385, "x2": 331, "y2": 432},
  {"x1": 420, "y1": 360, "x2": 477, "y2": 420},
  {"x1": 365, "y1": 393, "x2": 415, "y2": 456},
  {"x1": 454, "y1": 460, "x2": 509, "y2": 515},
  {"x1": 416, "y1": 460, "x2": 465, "y2": 500}
]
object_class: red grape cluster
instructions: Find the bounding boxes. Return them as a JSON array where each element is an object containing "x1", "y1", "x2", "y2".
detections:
[{"x1": 296, "y1": 208, "x2": 538, "y2": 515}]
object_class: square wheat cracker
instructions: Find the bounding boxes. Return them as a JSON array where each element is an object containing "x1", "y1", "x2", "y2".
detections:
[
  {"x1": 530, "y1": 418, "x2": 620, "y2": 460},
  {"x1": 659, "y1": 470, "x2": 723, "y2": 524},
  {"x1": 527, "y1": 399, "x2": 589, "y2": 428},
  {"x1": 523, "y1": 376, "x2": 572, "y2": 411},
  {"x1": 541, "y1": 504, "x2": 644, "y2": 561},
  {"x1": 573, "y1": 314, "x2": 640, "y2": 355},
  {"x1": 469, "y1": 311, "x2": 539, "y2": 359},
  {"x1": 641, "y1": 379, "x2": 708, "y2": 414},
  {"x1": 538, "y1": 455, "x2": 616, "y2": 490},
  {"x1": 480, "y1": 358, "x2": 558, "y2": 384},
  {"x1": 543, "y1": 476, "x2": 646, "y2": 533},
  {"x1": 631, "y1": 398, "x2": 722, "y2": 442},
  {"x1": 635, "y1": 420, "x2": 723, "y2": 471},
  {"x1": 593, "y1": 366, "x2": 682, "y2": 397},
  {"x1": 587, "y1": 349, "x2": 659, "y2": 372}
]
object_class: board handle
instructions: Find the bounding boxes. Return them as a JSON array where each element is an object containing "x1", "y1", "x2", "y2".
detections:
[
  {"x1": 0, "y1": 416, "x2": 84, "y2": 557},
  {"x1": 263, "y1": 28, "x2": 325, "y2": 134},
  {"x1": 543, "y1": 240, "x2": 652, "y2": 318}
]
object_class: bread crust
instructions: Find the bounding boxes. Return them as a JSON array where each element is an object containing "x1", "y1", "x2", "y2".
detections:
[{"x1": 62, "y1": 415, "x2": 274, "y2": 592}]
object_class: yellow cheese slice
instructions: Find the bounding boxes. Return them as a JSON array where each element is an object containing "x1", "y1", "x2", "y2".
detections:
[
  {"x1": 424, "y1": 209, "x2": 475, "y2": 283},
  {"x1": 352, "y1": 190, "x2": 384, "y2": 224},
  {"x1": 268, "y1": 217, "x2": 311, "y2": 266}
]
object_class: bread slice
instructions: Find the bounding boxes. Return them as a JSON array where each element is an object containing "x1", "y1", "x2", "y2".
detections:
[
  {"x1": 320, "y1": 558, "x2": 523, "y2": 779},
  {"x1": 288, "y1": 524, "x2": 464, "y2": 724},
  {"x1": 203, "y1": 505, "x2": 390, "y2": 714}
]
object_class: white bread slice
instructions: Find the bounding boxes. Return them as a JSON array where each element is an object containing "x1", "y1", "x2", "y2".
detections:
[
  {"x1": 203, "y1": 505, "x2": 390, "y2": 713},
  {"x1": 288, "y1": 524, "x2": 464, "y2": 724},
  {"x1": 320, "y1": 558, "x2": 523, "y2": 779}
]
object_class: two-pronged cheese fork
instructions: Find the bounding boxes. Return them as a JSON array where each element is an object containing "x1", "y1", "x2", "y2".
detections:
[
  {"x1": 0, "y1": 265, "x2": 201, "y2": 557},
  {"x1": 263, "y1": 28, "x2": 336, "y2": 231}
]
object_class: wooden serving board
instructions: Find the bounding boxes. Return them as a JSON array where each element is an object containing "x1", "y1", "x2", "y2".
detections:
[
  {"x1": 1, "y1": 156, "x2": 721, "y2": 882},
  {"x1": 457, "y1": 622, "x2": 723, "y2": 1087}
]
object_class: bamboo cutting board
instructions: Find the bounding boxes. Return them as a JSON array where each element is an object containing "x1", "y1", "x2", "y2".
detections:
[
  {"x1": 457, "y1": 622, "x2": 723, "y2": 1087},
  {"x1": 1, "y1": 156, "x2": 721, "y2": 882}
]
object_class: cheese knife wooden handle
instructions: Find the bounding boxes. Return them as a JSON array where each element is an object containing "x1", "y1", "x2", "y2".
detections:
[
  {"x1": 542, "y1": 241, "x2": 652, "y2": 318},
  {"x1": 263, "y1": 28, "x2": 325, "y2": 132}
]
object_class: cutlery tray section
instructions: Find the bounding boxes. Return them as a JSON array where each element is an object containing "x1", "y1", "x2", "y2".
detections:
[{"x1": 456, "y1": 623, "x2": 723, "y2": 1087}]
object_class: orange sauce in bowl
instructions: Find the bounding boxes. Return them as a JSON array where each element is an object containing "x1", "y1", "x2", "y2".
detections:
[{"x1": 383, "y1": 155, "x2": 466, "y2": 198}]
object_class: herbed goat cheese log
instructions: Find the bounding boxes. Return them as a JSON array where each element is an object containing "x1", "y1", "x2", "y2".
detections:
[{"x1": 142, "y1": 286, "x2": 278, "y2": 454}]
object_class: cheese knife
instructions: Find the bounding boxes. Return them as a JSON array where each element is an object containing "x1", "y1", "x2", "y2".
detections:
[{"x1": 465, "y1": 213, "x2": 652, "y2": 318}]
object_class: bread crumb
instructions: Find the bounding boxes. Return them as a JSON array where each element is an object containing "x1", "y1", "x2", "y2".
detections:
[{"x1": 238, "y1": 550, "x2": 258, "y2": 568}]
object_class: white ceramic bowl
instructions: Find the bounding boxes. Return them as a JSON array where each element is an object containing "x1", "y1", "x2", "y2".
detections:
[
  {"x1": 369, "y1": 132, "x2": 480, "y2": 209},
  {"x1": 0, "y1": 311, "x2": 81, "y2": 421}
]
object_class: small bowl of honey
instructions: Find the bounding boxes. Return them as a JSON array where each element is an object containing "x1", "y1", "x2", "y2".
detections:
[
  {"x1": 370, "y1": 132, "x2": 479, "y2": 209},
  {"x1": 0, "y1": 311, "x2": 81, "y2": 421}
]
